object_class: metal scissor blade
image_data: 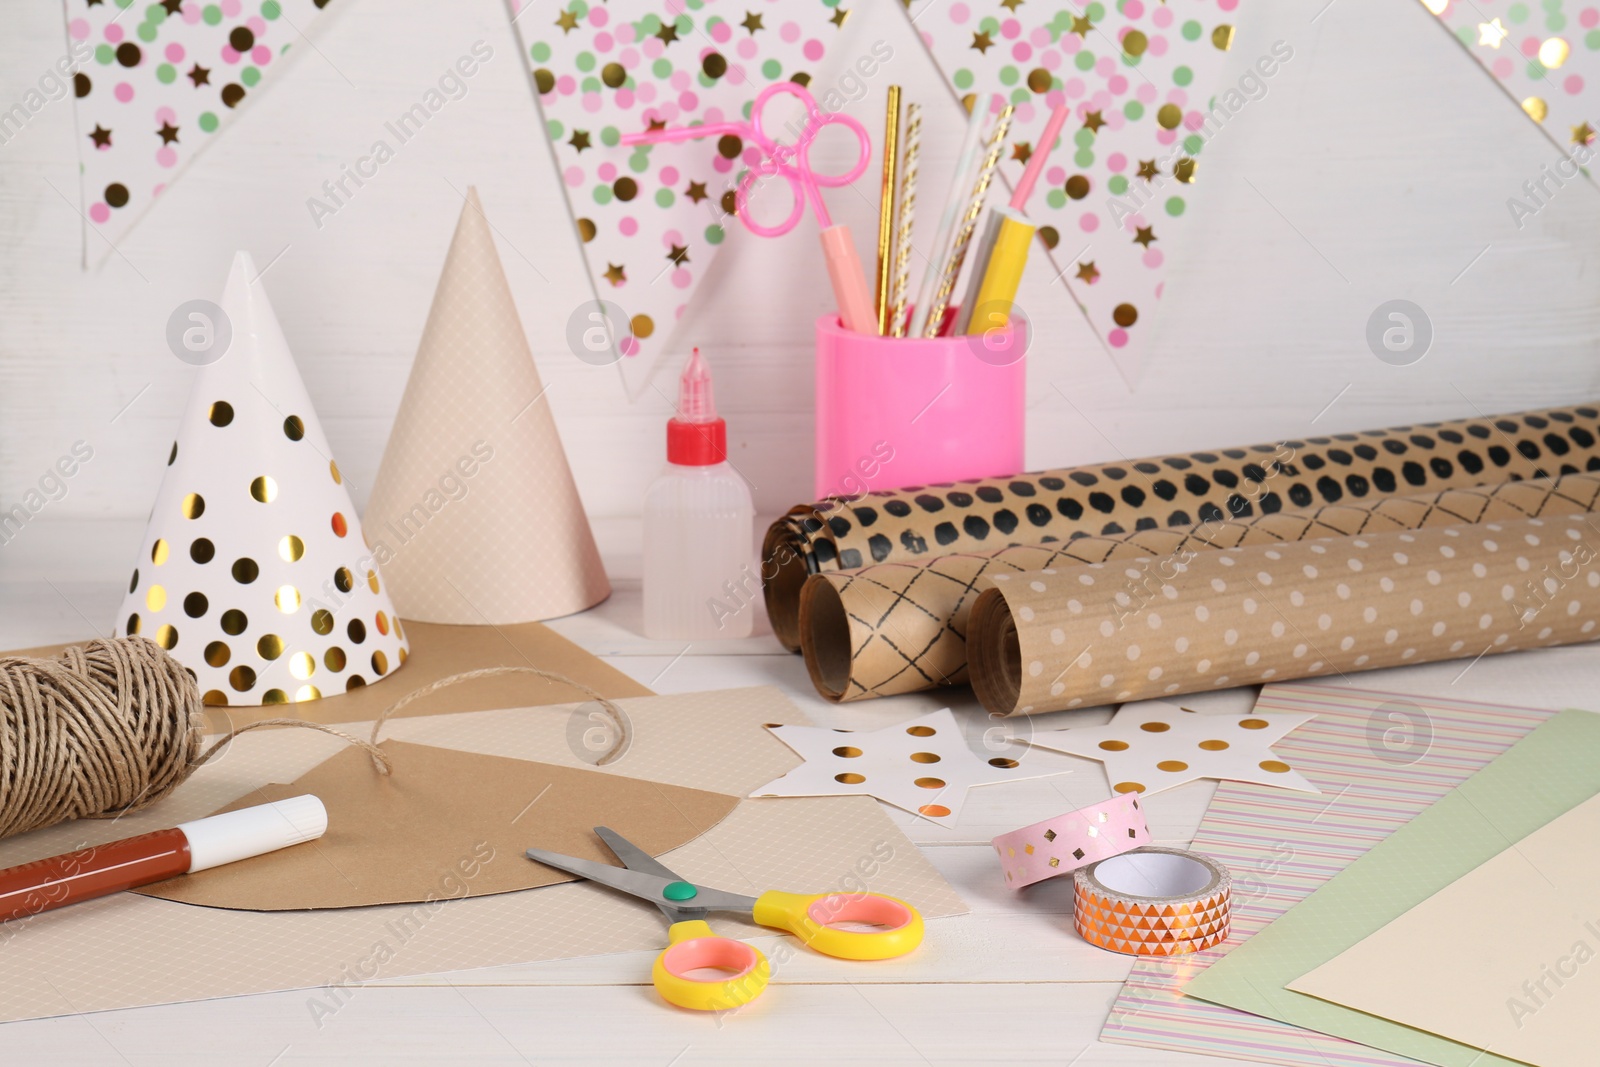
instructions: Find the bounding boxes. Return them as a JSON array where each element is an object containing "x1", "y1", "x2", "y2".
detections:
[
  {"x1": 594, "y1": 826, "x2": 684, "y2": 883},
  {"x1": 525, "y1": 847, "x2": 689, "y2": 911}
]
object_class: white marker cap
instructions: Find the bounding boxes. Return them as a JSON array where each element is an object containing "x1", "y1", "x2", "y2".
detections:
[{"x1": 175, "y1": 795, "x2": 329, "y2": 873}]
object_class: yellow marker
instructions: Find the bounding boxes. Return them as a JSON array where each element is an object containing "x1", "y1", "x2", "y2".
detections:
[{"x1": 964, "y1": 207, "x2": 1036, "y2": 336}]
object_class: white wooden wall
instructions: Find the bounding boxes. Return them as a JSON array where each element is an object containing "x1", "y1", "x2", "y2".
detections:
[{"x1": 4, "y1": 0, "x2": 1600, "y2": 580}]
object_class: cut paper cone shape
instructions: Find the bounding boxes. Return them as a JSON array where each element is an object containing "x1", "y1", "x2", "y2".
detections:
[
  {"x1": 118, "y1": 252, "x2": 408, "y2": 707},
  {"x1": 364, "y1": 188, "x2": 609, "y2": 623}
]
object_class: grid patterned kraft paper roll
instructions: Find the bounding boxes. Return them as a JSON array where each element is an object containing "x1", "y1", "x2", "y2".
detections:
[
  {"x1": 967, "y1": 513, "x2": 1600, "y2": 716},
  {"x1": 799, "y1": 474, "x2": 1600, "y2": 702},
  {"x1": 762, "y1": 401, "x2": 1600, "y2": 651}
]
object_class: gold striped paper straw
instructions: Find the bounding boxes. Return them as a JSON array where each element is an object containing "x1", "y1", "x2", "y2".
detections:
[
  {"x1": 875, "y1": 85, "x2": 902, "y2": 335},
  {"x1": 921, "y1": 103, "x2": 1014, "y2": 338},
  {"x1": 889, "y1": 103, "x2": 921, "y2": 338}
]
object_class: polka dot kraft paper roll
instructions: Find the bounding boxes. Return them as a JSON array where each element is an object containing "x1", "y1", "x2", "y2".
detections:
[
  {"x1": 967, "y1": 513, "x2": 1600, "y2": 716},
  {"x1": 762, "y1": 401, "x2": 1600, "y2": 651},
  {"x1": 116, "y1": 252, "x2": 408, "y2": 707}
]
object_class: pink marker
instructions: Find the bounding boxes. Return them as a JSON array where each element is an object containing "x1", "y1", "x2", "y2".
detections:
[{"x1": 1010, "y1": 104, "x2": 1070, "y2": 212}]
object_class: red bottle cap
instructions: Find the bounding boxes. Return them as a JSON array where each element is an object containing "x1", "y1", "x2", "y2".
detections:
[{"x1": 666, "y1": 348, "x2": 728, "y2": 465}]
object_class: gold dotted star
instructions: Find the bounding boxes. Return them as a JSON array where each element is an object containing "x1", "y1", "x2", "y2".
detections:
[
  {"x1": 971, "y1": 30, "x2": 993, "y2": 53},
  {"x1": 1573, "y1": 122, "x2": 1596, "y2": 146},
  {"x1": 667, "y1": 244, "x2": 690, "y2": 266},
  {"x1": 1000, "y1": 0, "x2": 1025, "y2": 9},
  {"x1": 830, "y1": 7, "x2": 850, "y2": 27},
  {"x1": 1136, "y1": 159, "x2": 1159, "y2": 181},
  {"x1": 1083, "y1": 110, "x2": 1106, "y2": 133},
  {"x1": 1071, "y1": 15, "x2": 1095, "y2": 38},
  {"x1": 603, "y1": 263, "x2": 626, "y2": 286},
  {"x1": 1132, "y1": 226, "x2": 1157, "y2": 248},
  {"x1": 1011, "y1": 142, "x2": 1032, "y2": 164},
  {"x1": 555, "y1": 8, "x2": 579, "y2": 33},
  {"x1": 656, "y1": 22, "x2": 679, "y2": 44},
  {"x1": 741, "y1": 11, "x2": 764, "y2": 33},
  {"x1": 569, "y1": 129, "x2": 591, "y2": 152},
  {"x1": 685, "y1": 180, "x2": 708, "y2": 203},
  {"x1": 1478, "y1": 18, "x2": 1508, "y2": 48},
  {"x1": 1076, "y1": 261, "x2": 1100, "y2": 284}
]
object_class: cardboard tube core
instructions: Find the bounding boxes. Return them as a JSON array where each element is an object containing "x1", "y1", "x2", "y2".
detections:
[
  {"x1": 761, "y1": 526, "x2": 812, "y2": 651},
  {"x1": 799, "y1": 577, "x2": 853, "y2": 701},
  {"x1": 969, "y1": 587, "x2": 1023, "y2": 714}
]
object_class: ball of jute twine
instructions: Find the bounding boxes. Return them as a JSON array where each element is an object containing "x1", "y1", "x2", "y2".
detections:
[{"x1": 0, "y1": 636, "x2": 631, "y2": 841}]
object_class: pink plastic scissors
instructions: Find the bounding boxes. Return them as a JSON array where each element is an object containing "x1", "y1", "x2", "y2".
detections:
[{"x1": 622, "y1": 82, "x2": 878, "y2": 331}]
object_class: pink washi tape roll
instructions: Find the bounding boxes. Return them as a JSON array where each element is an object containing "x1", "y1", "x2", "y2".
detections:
[{"x1": 990, "y1": 792, "x2": 1151, "y2": 888}]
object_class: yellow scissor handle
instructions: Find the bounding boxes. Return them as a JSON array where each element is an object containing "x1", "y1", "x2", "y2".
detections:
[
  {"x1": 751, "y1": 890, "x2": 924, "y2": 961},
  {"x1": 651, "y1": 920, "x2": 771, "y2": 1012}
]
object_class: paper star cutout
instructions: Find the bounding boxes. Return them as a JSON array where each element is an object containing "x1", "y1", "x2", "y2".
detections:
[
  {"x1": 1132, "y1": 225, "x2": 1157, "y2": 247},
  {"x1": 555, "y1": 8, "x2": 579, "y2": 33},
  {"x1": 1011, "y1": 141, "x2": 1032, "y2": 164},
  {"x1": 1573, "y1": 122, "x2": 1596, "y2": 146},
  {"x1": 159, "y1": 0, "x2": 183, "y2": 13},
  {"x1": 830, "y1": 7, "x2": 850, "y2": 27},
  {"x1": 685, "y1": 180, "x2": 708, "y2": 203},
  {"x1": 971, "y1": 30, "x2": 994, "y2": 53},
  {"x1": 1082, "y1": 110, "x2": 1106, "y2": 133},
  {"x1": 568, "y1": 129, "x2": 591, "y2": 152},
  {"x1": 751, "y1": 708, "x2": 1072, "y2": 822},
  {"x1": 1029, "y1": 700, "x2": 1320, "y2": 798},
  {"x1": 187, "y1": 63, "x2": 210, "y2": 87},
  {"x1": 1478, "y1": 18, "x2": 1508, "y2": 48},
  {"x1": 666, "y1": 243, "x2": 689, "y2": 266},
  {"x1": 655, "y1": 22, "x2": 679, "y2": 44},
  {"x1": 603, "y1": 262, "x2": 626, "y2": 285},
  {"x1": 156, "y1": 121, "x2": 180, "y2": 145},
  {"x1": 1071, "y1": 14, "x2": 1095, "y2": 37},
  {"x1": 741, "y1": 11, "x2": 764, "y2": 33},
  {"x1": 1076, "y1": 260, "x2": 1100, "y2": 283},
  {"x1": 88, "y1": 124, "x2": 112, "y2": 148},
  {"x1": 1136, "y1": 158, "x2": 1159, "y2": 181}
]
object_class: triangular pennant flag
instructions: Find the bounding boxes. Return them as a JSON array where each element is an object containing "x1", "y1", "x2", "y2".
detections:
[
  {"x1": 363, "y1": 189, "x2": 610, "y2": 624},
  {"x1": 117, "y1": 251, "x2": 408, "y2": 706},
  {"x1": 64, "y1": 0, "x2": 338, "y2": 263}
]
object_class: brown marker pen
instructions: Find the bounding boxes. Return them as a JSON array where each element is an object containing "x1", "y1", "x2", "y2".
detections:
[{"x1": 0, "y1": 795, "x2": 327, "y2": 922}]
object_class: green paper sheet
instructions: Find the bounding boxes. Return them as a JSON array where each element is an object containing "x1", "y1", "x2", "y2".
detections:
[{"x1": 1183, "y1": 708, "x2": 1600, "y2": 1067}]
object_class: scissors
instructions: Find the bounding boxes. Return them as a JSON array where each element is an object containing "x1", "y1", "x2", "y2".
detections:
[
  {"x1": 621, "y1": 81, "x2": 872, "y2": 236},
  {"x1": 527, "y1": 826, "x2": 923, "y2": 1011}
]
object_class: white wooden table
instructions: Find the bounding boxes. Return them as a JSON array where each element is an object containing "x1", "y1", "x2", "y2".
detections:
[{"x1": 3, "y1": 518, "x2": 1598, "y2": 1065}]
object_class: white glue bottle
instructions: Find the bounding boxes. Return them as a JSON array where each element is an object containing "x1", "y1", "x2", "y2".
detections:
[{"x1": 643, "y1": 348, "x2": 756, "y2": 640}]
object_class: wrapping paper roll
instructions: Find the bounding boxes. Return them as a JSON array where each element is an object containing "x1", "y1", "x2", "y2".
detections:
[
  {"x1": 763, "y1": 401, "x2": 1600, "y2": 651},
  {"x1": 800, "y1": 473, "x2": 1600, "y2": 702},
  {"x1": 968, "y1": 513, "x2": 1600, "y2": 716},
  {"x1": 991, "y1": 792, "x2": 1151, "y2": 889},
  {"x1": 1073, "y1": 846, "x2": 1232, "y2": 957}
]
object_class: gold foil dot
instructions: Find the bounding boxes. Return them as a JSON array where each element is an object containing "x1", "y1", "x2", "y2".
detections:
[
  {"x1": 1422, "y1": 0, "x2": 1447, "y2": 10},
  {"x1": 577, "y1": 218, "x2": 596, "y2": 242},
  {"x1": 1199, "y1": 739, "x2": 1230, "y2": 751},
  {"x1": 1100, "y1": 739, "x2": 1130, "y2": 751},
  {"x1": 283, "y1": 415, "x2": 305, "y2": 441},
  {"x1": 1522, "y1": 96, "x2": 1549, "y2": 123},
  {"x1": 250, "y1": 476, "x2": 278, "y2": 504},
  {"x1": 168, "y1": 442, "x2": 178, "y2": 465},
  {"x1": 371, "y1": 650, "x2": 389, "y2": 676},
  {"x1": 1026, "y1": 66, "x2": 1052, "y2": 93},
  {"x1": 331, "y1": 512, "x2": 348, "y2": 537},
  {"x1": 989, "y1": 757, "x2": 1019, "y2": 768},
  {"x1": 289, "y1": 652, "x2": 315, "y2": 680},
  {"x1": 129, "y1": 569, "x2": 139, "y2": 594},
  {"x1": 151, "y1": 539, "x2": 169, "y2": 565},
  {"x1": 1140, "y1": 722, "x2": 1170, "y2": 732},
  {"x1": 1157, "y1": 103, "x2": 1183, "y2": 130},
  {"x1": 1174, "y1": 157, "x2": 1197, "y2": 184},
  {"x1": 1260, "y1": 760, "x2": 1292, "y2": 773},
  {"x1": 367, "y1": 570, "x2": 380, "y2": 594},
  {"x1": 262, "y1": 689, "x2": 288, "y2": 705},
  {"x1": 375, "y1": 611, "x2": 390, "y2": 636},
  {"x1": 631, "y1": 314, "x2": 655, "y2": 339},
  {"x1": 1157, "y1": 760, "x2": 1189, "y2": 772},
  {"x1": 835, "y1": 772, "x2": 866, "y2": 784},
  {"x1": 182, "y1": 493, "x2": 205, "y2": 519},
  {"x1": 1066, "y1": 174, "x2": 1090, "y2": 199},
  {"x1": 208, "y1": 401, "x2": 234, "y2": 427},
  {"x1": 154, "y1": 624, "x2": 177, "y2": 649},
  {"x1": 832, "y1": 746, "x2": 863, "y2": 757},
  {"x1": 910, "y1": 752, "x2": 942, "y2": 764},
  {"x1": 914, "y1": 777, "x2": 947, "y2": 789},
  {"x1": 334, "y1": 567, "x2": 354, "y2": 594},
  {"x1": 191, "y1": 538, "x2": 215, "y2": 564},
  {"x1": 394, "y1": 619, "x2": 405, "y2": 641},
  {"x1": 1121, "y1": 30, "x2": 1148, "y2": 57},
  {"x1": 1240, "y1": 718, "x2": 1269, "y2": 729},
  {"x1": 184, "y1": 592, "x2": 208, "y2": 618},
  {"x1": 257, "y1": 634, "x2": 284, "y2": 660},
  {"x1": 1540, "y1": 37, "x2": 1570, "y2": 69},
  {"x1": 221, "y1": 609, "x2": 248, "y2": 635},
  {"x1": 1212, "y1": 24, "x2": 1235, "y2": 50},
  {"x1": 125, "y1": 613, "x2": 141, "y2": 635},
  {"x1": 312, "y1": 609, "x2": 335, "y2": 636},
  {"x1": 1113, "y1": 304, "x2": 1139, "y2": 327},
  {"x1": 202, "y1": 690, "x2": 228, "y2": 706},
  {"x1": 1114, "y1": 781, "x2": 1145, "y2": 794},
  {"x1": 347, "y1": 619, "x2": 367, "y2": 643},
  {"x1": 906, "y1": 725, "x2": 937, "y2": 737},
  {"x1": 601, "y1": 61, "x2": 625, "y2": 88},
  {"x1": 295, "y1": 685, "x2": 322, "y2": 703},
  {"x1": 204, "y1": 641, "x2": 230, "y2": 667},
  {"x1": 278, "y1": 535, "x2": 305, "y2": 562},
  {"x1": 324, "y1": 647, "x2": 347, "y2": 672},
  {"x1": 918, "y1": 804, "x2": 951, "y2": 818},
  {"x1": 1048, "y1": 857, "x2": 1060, "y2": 868},
  {"x1": 399, "y1": 647, "x2": 408, "y2": 665},
  {"x1": 146, "y1": 585, "x2": 167, "y2": 612},
  {"x1": 345, "y1": 675, "x2": 367, "y2": 691},
  {"x1": 232, "y1": 558, "x2": 259, "y2": 584},
  {"x1": 330, "y1": 461, "x2": 342, "y2": 485}
]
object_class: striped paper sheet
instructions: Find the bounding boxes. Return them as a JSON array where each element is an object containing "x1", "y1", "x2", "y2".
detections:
[{"x1": 1100, "y1": 682, "x2": 1553, "y2": 1067}]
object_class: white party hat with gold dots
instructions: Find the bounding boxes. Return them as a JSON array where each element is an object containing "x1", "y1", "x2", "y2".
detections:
[{"x1": 117, "y1": 251, "x2": 409, "y2": 707}]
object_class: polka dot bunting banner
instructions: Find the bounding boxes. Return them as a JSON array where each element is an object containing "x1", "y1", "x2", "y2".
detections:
[
  {"x1": 967, "y1": 513, "x2": 1600, "y2": 716},
  {"x1": 116, "y1": 251, "x2": 408, "y2": 707},
  {"x1": 514, "y1": 0, "x2": 846, "y2": 396},
  {"x1": 902, "y1": 0, "x2": 1251, "y2": 382},
  {"x1": 65, "y1": 0, "x2": 336, "y2": 261}
]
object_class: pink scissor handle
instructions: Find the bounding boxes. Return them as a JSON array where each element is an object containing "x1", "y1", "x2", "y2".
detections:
[
  {"x1": 651, "y1": 920, "x2": 772, "y2": 1011},
  {"x1": 734, "y1": 82, "x2": 872, "y2": 237}
]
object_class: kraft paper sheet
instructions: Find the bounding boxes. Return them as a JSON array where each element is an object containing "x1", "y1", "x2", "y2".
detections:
[
  {"x1": 801, "y1": 473, "x2": 1600, "y2": 702},
  {"x1": 968, "y1": 513, "x2": 1600, "y2": 715},
  {"x1": 0, "y1": 687, "x2": 965, "y2": 1023},
  {"x1": 764, "y1": 401, "x2": 1600, "y2": 650}
]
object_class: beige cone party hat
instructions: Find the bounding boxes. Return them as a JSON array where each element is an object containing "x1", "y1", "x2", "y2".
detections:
[
  {"x1": 117, "y1": 252, "x2": 409, "y2": 707},
  {"x1": 363, "y1": 188, "x2": 610, "y2": 623}
]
